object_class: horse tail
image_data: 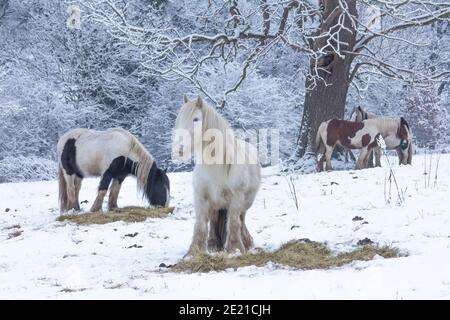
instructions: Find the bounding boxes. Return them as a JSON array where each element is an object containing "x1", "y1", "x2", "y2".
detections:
[
  {"x1": 217, "y1": 209, "x2": 228, "y2": 249},
  {"x1": 58, "y1": 165, "x2": 68, "y2": 212}
]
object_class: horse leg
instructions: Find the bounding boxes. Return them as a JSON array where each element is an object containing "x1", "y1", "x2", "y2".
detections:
[
  {"x1": 207, "y1": 210, "x2": 221, "y2": 252},
  {"x1": 406, "y1": 143, "x2": 413, "y2": 165},
  {"x1": 187, "y1": 196, "x2": 210, "y2": 255},
  {"x1": 374, "y1": 147, "x2": 382, "y2": 167},
  {"x1": 357, "y1": 147, "x2": 369, "y2": 169},
  {"x1": 90, "y1": 170, "x2": 113, "y2": 212},
  {"x1": 317, "y1": 153, "x2": 325, "y2": 172},
  {"x1": 108, "y1": 179, "x2": 123, "y2": 211},
  {"x1": 325, "y1": 146, "x2": 334, "y2": 171},
  {"x1": 396, "y1": 148, "x2": 403, "y2": 165},
  {"x1": 367, "y1": 150, "x2": 375, "y2": 168},
  {"x1": 74, "y1": 176, "x2": 82, "y2": 211},
  {"x1": 348, "y1": 149, "x2": 356, "y2": 162},
  {"x1": 240, "y1": 211, "x2": 253, "y2": 251},
  {"x1": 224, "y1": 199, "x2": 246, "y2": 254}
]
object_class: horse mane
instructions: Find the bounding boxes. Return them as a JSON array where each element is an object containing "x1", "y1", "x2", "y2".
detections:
[
  {"x1": 181, "y1": 97, "x2": 256, "y2": 169},
  {"x1": 350, "y1": 106, "x2": 376, "y2": 121},
  {"x1": 200, "y1": 99, "x2": 231, "y2": 134},
  {"x1": 109, "y1": 128, "x2": 155, "y2": 202},
  {"x1": 200, "y1": 99, "x2": 237, "y2": 169}
]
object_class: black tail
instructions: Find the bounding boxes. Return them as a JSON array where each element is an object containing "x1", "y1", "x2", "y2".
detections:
[{"x1": 216, "y1": 209, "x2": 228, "y2": 249}]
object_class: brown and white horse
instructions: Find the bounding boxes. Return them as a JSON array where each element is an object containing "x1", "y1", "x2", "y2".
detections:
[
  {"x1": 346, "y1": 106, "x2": 377, "y2": 165},
  {"x1": 316, "y1": 117, "x2": 412, "y2": 171},
  {"x1": 350, "y1": 106, "x2": 413, "y2": 166},
  {"x1": 57, "y1": 128, "x2": 170, "y2": 213}
]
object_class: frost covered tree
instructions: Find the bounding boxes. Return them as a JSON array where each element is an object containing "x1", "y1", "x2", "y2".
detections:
[
  {"x1": 0, "y1": 0, "x2": 8, "y2": 21},
  {"x1": 0, "y1": 0, "x2": 449, "y2": 182},
  {"x1": 401, "y1": 88, "x2": 448, "y2": 149},
  {"x1": 0, "y1": 1, "x2": 170, "y2": 181},
  {"x1": 83, "y1": 0, "x2": 449, "y2": 168}
]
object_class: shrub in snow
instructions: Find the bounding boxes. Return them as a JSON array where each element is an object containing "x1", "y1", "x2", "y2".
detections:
[{"x1": 0, "y1": 156, "x2": 56, "y2": 183}]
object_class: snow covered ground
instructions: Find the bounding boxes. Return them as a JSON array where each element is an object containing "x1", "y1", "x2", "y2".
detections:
[{"x1": 1, "y1": 154, "x2": 449, "y2": 299}]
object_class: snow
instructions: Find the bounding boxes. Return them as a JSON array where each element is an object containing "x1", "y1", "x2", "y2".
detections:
[{"x1": 1, "y1": 154, "x2": 450, "y2": 299}]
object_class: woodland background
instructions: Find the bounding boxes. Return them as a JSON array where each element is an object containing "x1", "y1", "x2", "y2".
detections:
[{"x1": 0, "y1": 0, "x2": 448, "y2": 182}]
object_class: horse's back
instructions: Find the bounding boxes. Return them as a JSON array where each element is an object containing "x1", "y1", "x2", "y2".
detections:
[
  {"x1": 58, "y1": 127, "x2": 141, "y2": 177},
  {"x1": 57, "y1": 128, "x2": 91, "y2": 154}
]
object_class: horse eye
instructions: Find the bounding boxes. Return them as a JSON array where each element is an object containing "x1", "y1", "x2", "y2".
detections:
[{"x1": 193, "y1": 118, "x2": 199, "y2": 122}]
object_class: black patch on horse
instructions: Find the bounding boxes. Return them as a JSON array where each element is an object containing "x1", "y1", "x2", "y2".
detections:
[
  {"x1": 145, "y1": 162, "x2": 170, "y2": 207},
  {"x1": 99, "y1": 156, "x2": 136, "y2": 191},
  {"x1": 61, "y1": 138, "x2": 83, "y2": 178}
]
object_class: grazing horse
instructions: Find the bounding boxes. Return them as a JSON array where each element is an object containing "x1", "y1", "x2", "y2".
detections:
[
  {"x1": 316, "y1": 119, "x2": 381, "y2": 171},
  {"x1": 316, "y1": 117, "x2": 412, "y2": 171},
  {"x1": 57, "y1": 128, "x2": 170, "y2": 213},
  {"x1": 350, "y1": 106, "x2": 413, "y2": 166},
  {"x1": 173, "y1": 96, "x2": 261, "y2": 255}
]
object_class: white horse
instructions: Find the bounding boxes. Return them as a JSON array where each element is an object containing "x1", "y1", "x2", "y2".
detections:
[
  {"x1": 173, "y1": 96, "x2": 261, "y2": 255},
  {"x1": 57, "y1": 127, "x2": 170, "y2": 213},
  {"x1": 350, "y1": 106, "x2": 413, "y2": 166}
]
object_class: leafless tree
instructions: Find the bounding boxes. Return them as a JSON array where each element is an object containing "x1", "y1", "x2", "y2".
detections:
[
  {"x1": 0, "y1": 0, "x2": 9, "y2": 21},
  {"x1": 83, "y1": 0, "x2": 450, "y2": 164}
]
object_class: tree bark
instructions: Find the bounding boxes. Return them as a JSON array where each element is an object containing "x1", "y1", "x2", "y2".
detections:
[
  {"x1": 296, "y1": 0, "x2": 357, "y2": 159},
  {"x1": 0, "y1": 0, "x2": 9, "y2": 21}
]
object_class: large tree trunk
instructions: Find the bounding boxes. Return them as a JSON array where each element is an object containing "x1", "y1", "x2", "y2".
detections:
[
  {"x1": 296, "y1": 0, "x2": 357, "y2": 159},
  {"x1": 0, "y1": 0, "x2": 9, "y2": 21}
]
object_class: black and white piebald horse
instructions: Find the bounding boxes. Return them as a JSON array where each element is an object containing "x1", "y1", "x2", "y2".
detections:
[{"x1": 57, "y1": 128, "x2": 170, "y2": 213}]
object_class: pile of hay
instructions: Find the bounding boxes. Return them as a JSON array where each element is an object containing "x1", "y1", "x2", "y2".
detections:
[
  {"x1": 57, "y1": 206, "x2": 174, "y2": 225},
  {"x1": 172, "y1": 240, "x2": 401, "y2": 273}
]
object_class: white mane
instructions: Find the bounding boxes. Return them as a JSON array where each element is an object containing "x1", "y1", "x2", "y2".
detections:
[
  {"x1": 350, "y1": 106, "x2": 377, "y2": 122},
  {"x1": 178, "y1": 98, "x2": 257, "y2": 167}
]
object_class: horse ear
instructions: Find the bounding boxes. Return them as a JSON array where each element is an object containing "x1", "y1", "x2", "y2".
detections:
[
  {"x1": 183, "y1": 95, "x2": 189, "y2": 104},
  {"x1": 196, "y1": 96, "x2": 203, "y2": 109},
  {"x1": 357, "y1": 106, "x2": 362, "y2": 111}
]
